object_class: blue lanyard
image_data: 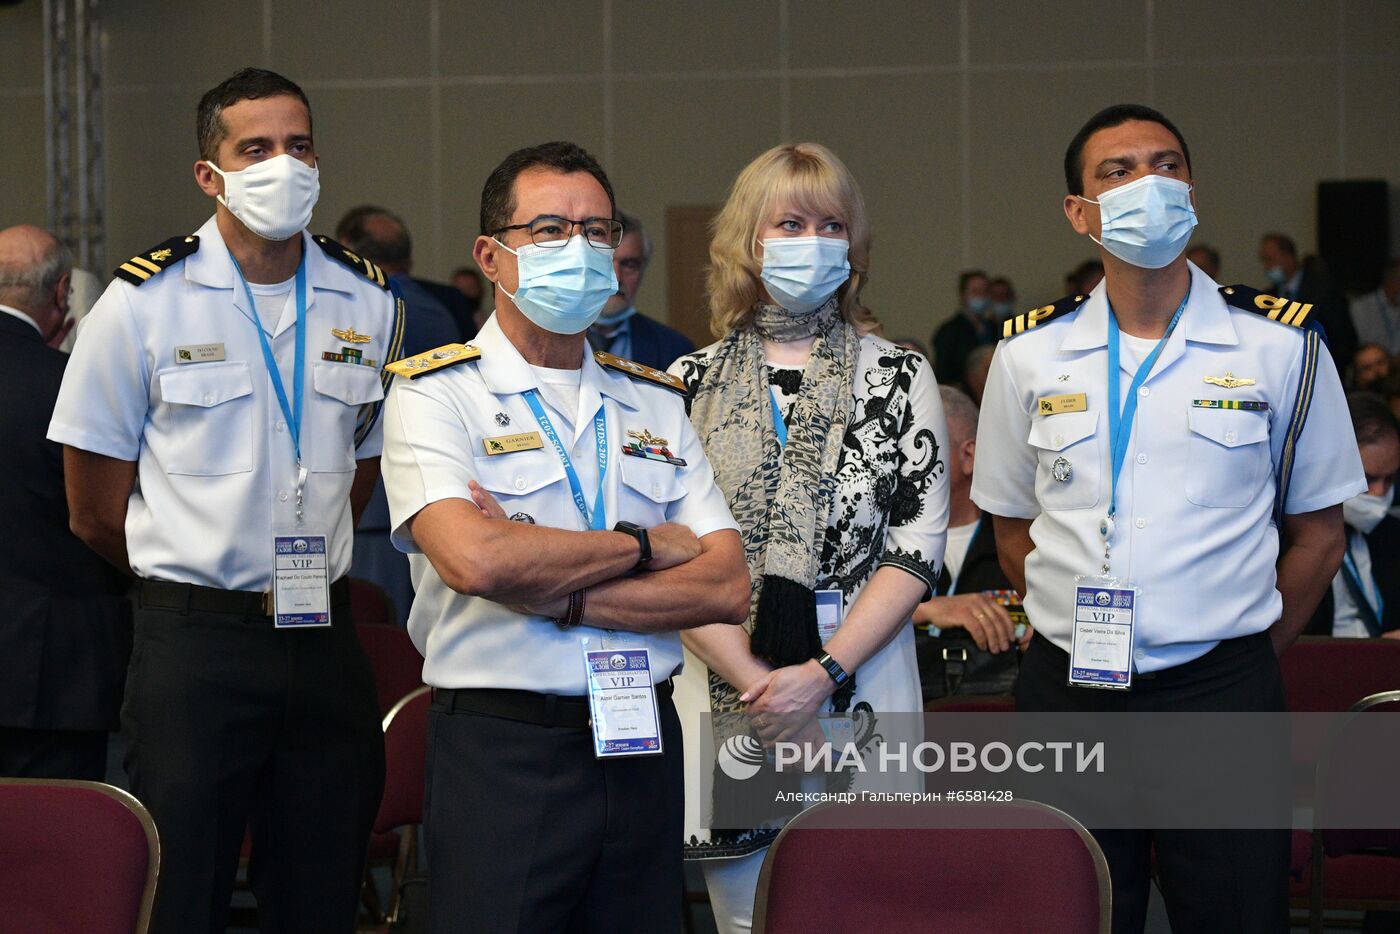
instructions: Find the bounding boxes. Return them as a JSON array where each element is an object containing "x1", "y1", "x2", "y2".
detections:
[
  {"x1": 769, "y1": 387, "x2": 788, "y2": 449},
  {"x1": 523, "y1": 390, "x2": 609, "y2": 530},
  {"x1": 1342, "y1": 542, "x2": 1385, "y2": 623},
  {"x1": 1105, "y1": 288, "x2": 1190, "y2": 520},
  {"x1": 232, "y1": 252, "x2": 307, "y2": 465}
]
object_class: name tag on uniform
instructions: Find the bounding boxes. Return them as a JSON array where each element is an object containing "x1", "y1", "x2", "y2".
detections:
[
  {"x1": 816, "y1": 589, "x2": 843, "y2": 645},
  {"x1": 1068, "y1": 576, "x2": 1137, "y2": 690},
  {"x1": 272, "y1": 533, "x2": 331, "y2": 628},
  {"x1": 583, "y1": 641, "x2": 663, "y2": 758},
  {"x1": 174, "y1": 342, "x2": 226, "y2": 364},
  {"x1": 1037, "y1": 392, "x2": 1087, "y2": 415},
  {"x1": 483, "y1": 431, "x2": 544, "y2": 455}
]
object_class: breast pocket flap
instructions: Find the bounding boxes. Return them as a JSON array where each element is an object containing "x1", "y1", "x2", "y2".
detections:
[
  {"x1": 472, "y1": 452, "x2": 567, "y2": 496},
  {"x1": 1027, "y1": 409, "x2": 1100, "y2": 451},
  {"x1": 313, "y1": 361, "x2": 385, "y2": 405},
  {"x1": 158, "y1": 362, "x2": 253, "y2": 408},
  {"x1": 619, "y1": 455, "x2": 685, "y2": 503},
  {"x1": 1187, "y1": 408, "x2": 1268, "y2": 448}
]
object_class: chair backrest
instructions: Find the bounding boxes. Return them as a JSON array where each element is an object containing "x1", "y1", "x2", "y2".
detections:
[
  {"x1": 925, "y1": 694, "x2": 1015, "y2": 714},
  {"x1": 1317, "y1": 691, "x2": 1400, "y2": 857},
  {"x1": 349, "y1": 576, "x2": 397, "y2": 626},
  {"x1": 356, "y1": 622, "x2": 425, "y2": 716},
  {"x1": 0, "y1": 779, "x2": 159, "y2": 934},
  {"x1": 1279, "y1": 637, "x2": 1400, "y2": 712},
  {"x1": 754, "y1": 799, "x2": 1110, "y2": 934},
  {"x1": 376, "y1": 685, "x2": 431, "y2": 835}
]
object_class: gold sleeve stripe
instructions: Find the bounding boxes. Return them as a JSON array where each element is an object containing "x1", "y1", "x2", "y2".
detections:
[
  {"x1": 131, "y1": 256, "x2": 162, "y2": 274},
  {"x1": 119, "y1": 262, "x2": 152, "y2": 281}
]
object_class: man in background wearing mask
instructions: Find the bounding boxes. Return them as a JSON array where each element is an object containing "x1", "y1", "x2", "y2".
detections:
[
  {"x1": 0, "y1": 226, "x2": 129, "y2": 781},
  {"x1": 1350, "y1": 257, "x2": 1400, "y2": 357},
  {"x1": 48, "y1": 67, "x2": 397, "y2": 933},
  {"x1": 1307, "y1": 392, "x2": 1400, "y2": 639},
  {"x1": 380, "y1": 141, "x2": 749, "y2": 933},
  {"x1": 586, "y1": 209, "x2": 694, "y2": 371},
  {"x1": 1258, "y1": 231, "x2": 1356, "y2": 371},
  {"x1": 975, "y1": 104, "x2": 1363, "y2": 932},
  {"x1": 932, "y1": 268, "x2": 994, "y2": 388}
]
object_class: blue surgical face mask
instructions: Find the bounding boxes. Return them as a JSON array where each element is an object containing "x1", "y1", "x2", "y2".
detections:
[
  {"x1": 1079, "y1": 175, "x2": 1198, "y2": 270},
  {"x1": 993, "y1": 300, "x2": 1015, "y2": 318},
  {"x1": 1344, "y1": 487, "x2": 1393, "y2": 535},
  {"x1": 966, "y1": 295, "x2": 991, "y2": 315},
  {"x1": 1266, "y1": 266, "x2": 1288, "y2": 288},
  {"x1": 759, "y1": 236, "x2": 851, "y2": 314},
  {"x1": 497, "y1": 235, "x2": 619, "y2": 335}
]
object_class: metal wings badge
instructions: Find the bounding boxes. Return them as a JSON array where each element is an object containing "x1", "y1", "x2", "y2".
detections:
[
  {"x1": 1202, "y1": 372, "x2": 1256, "y2": 389},
  {"x1": 331, "y1": 326, "x2": 373, "y2": 344}
]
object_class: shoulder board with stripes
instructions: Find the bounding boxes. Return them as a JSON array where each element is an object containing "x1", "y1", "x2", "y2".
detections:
[
  {"x1": 312, "y1": 235, "x2": 390, "y2": 290},
  {"x1": 384, "y1": 343, "x2": 481, "y2": 379},
  {"x1": 1002, "y1": 293, "x2": 1090, "y2": 339},
  {"x1": 1218, "y1": 284, "x2": 1313, "y2": 329},
  {"x1": 112, "y1": 235, "x2": 199, "y2": 286},
  {"x1": 593, "y1": 350, "x2": 687, "y2": 395}
]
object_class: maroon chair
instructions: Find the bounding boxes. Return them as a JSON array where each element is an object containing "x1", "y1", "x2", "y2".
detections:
[
  {"x1": 1279, "y1": 636, "x2": 1400, "y2": 713},
  {"x1": 356, "y1": 622, "x2": 425, "y2": 717},
  {"x1": 753, "y1": 800, "x2": 1111, "y2": 934},
  {"x1": 349, "y1": 576, "x2": 397, "y2": 626},
  {"x1": 1306, "y1": 691, "x2": 1400, "y2": 934},
  {"x1": 925, "y1": 694, "x2": 1015, "y2": 713},
  {"x1": 0, "y1": 779, "x2": 160, "y2": 933},
  {"x1": 363, "y1": 685, "x2": 432, "y2": 927}
]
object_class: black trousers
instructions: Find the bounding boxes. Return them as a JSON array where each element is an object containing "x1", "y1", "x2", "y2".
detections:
[
  {"x1": 424, "y1": 690, "x2": 684, "y2": 934},
  {"x1": 0, "y1": 727, "x2": 107, "y2": 780},
  {"x1": 125, "y1": 585, "x2": 385, "y2": 934},
  {"x1": 1016, "y1": 631, "x2": 1290, "y2": 934}
]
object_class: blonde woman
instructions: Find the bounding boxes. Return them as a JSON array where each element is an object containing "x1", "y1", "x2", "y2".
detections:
[{"x1": 671, "y1": 143, "x2": 950, "y2": 932}]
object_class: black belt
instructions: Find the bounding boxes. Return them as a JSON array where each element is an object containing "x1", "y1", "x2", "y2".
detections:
[
  {"x1": 433, "y1": 680, "x2": 674, "y2": 729},
  {"x1": 138, "y1": 576, "x2": 351, "y2": 618}
]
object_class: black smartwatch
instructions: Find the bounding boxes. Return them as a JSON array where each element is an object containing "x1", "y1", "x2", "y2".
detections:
[
  {"x1": 613, "y1": 521, "x2": 652, "y2": 569},
  {"x1": 816, "y1": 652, "x2": 851, "y2": 688}
]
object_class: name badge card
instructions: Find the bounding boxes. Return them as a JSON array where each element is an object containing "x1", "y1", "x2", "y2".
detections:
[
  {"x1": 816, "y1": 589, "x2": 844, "y2": 645},
  {"x1": 272, "y1": 534, "x2": 331, "y2": 628},
  {"x1": 1068, "y1": 576, "x2": 1137, "y2": 690},
  {"x1": 583, "y1": 642, "x2": 663, "y2": 758}
]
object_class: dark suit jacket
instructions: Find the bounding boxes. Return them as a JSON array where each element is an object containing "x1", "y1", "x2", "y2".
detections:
[
  {"x1": 1306, "y1": 516, "x2": 1400, "y2": 636},
  {"x1": 931, "y1": 313, "x2": 995, "y2": 389},
  {"x1": 391, "y1": 275, "x2": 462, "y2": 356},
  {"x1": 932, "y1": 514, "x2": 1010, "y2": 598},
  {"x1": 413, "y1": 276, "x2": 477, "y2": 342},
  {"x1": 1271, "y1": 269, "x2": 1356, "y2": 373},
  {"x1": 0, "y1": 312, "x2": 130, "y2": 730},
  {"x1": 627, "y1": 313, "x2": 695, "y2": 372}
]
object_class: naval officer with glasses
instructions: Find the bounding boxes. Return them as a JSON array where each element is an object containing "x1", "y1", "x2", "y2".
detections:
[{"x1": 380, "y1": 141, "x2": 750, "y2": 934}]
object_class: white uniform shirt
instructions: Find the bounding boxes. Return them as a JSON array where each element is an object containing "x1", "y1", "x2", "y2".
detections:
[
  {"x1": 48, "y1": 215, "x2": 399, "y2": 591},
  {"x1": 382, "y1": 314, "x2": 739, "y2": 693},
  {"x1": 973, "y1": 264, "x2": 1365, "y2": 672}
]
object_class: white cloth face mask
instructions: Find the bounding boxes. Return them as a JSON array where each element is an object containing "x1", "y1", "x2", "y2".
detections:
[
  {"x1": 207, "y1": 154, "x2": 321, "y2": 242},
  {"x1": 1078, "y1": 175, "x2": 1198, "y2": 270},
  {"x1": 1344, "y1": 486, "x2": 1394, "y2": 535},
  {"x1": 759, "y1": 236, "x2": 851, "y2": 314}
]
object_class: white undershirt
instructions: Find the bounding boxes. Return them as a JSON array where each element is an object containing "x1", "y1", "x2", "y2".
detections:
[
  {"x1": 528, "y1": 363, "x2": 583, "y2": 428},
  {"x1": 244, "y1": 275, "x2": 295, "y2": 331}
]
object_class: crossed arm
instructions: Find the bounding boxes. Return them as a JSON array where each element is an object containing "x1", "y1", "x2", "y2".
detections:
[{"x1": 411, "y1": 487, "x2": 751, "y2": 633}]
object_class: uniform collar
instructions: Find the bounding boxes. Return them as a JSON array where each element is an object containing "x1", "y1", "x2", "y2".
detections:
[
  {"x1": 182, "y1": 215, "x2": 344, "y2": 337},
  {"x1": 1059, "y1": 262, "x2": 1239, "y2": 373},
  {"x1": 473, "y1": 314, "x2": 643, "y2": 439}
]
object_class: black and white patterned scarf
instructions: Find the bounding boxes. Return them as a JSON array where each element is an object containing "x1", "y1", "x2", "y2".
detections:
[{"x1": 688, "y1": 297, "x2": 859, "y2": 709}]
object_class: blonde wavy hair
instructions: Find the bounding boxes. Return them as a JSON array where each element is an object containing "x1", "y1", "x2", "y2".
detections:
[{"x1": 706, "y1": 142, "x2": 875, "y2": 337}]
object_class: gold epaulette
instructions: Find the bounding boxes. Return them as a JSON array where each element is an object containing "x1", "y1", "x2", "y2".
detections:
[
  {"x1": 313, "y1": 235, "x2": 390, "y2": 290},
  {"x1": 384, "y1": 343, "x2": 481, "y2": 379},
  {"x1": 1218, "y1": 284, "x2": 1313, "y2": 328},
  {"x1": 593, "y1": 350, "x2": 687, "y2": 395},
  {"x1": 1002, "y1": 293, "x2": 1090, "y2": 339},
  {"x1": 112, "y1": 235, "x2": 199, "y2": 286}
]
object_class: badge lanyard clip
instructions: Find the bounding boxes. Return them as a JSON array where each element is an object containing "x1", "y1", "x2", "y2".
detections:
[
  {"x1": 523, "y1": 390, "x2": 609, "y2": 530},
  {"x1": 232, "y1": 250, "x2": 308, "y2": 525},
  {"x1": 1101, "y1": 287, "x2": 1190, "y2": 575}
]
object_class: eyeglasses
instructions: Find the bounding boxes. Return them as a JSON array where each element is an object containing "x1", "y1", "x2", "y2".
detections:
[{"x1": 492, "y1": 215, "x2": 625, "y2": 251}]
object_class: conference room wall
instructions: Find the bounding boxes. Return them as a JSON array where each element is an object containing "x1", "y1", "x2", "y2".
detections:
[{"x1": 3, "y1": 0, "x2": 1398, "y2": 344}]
